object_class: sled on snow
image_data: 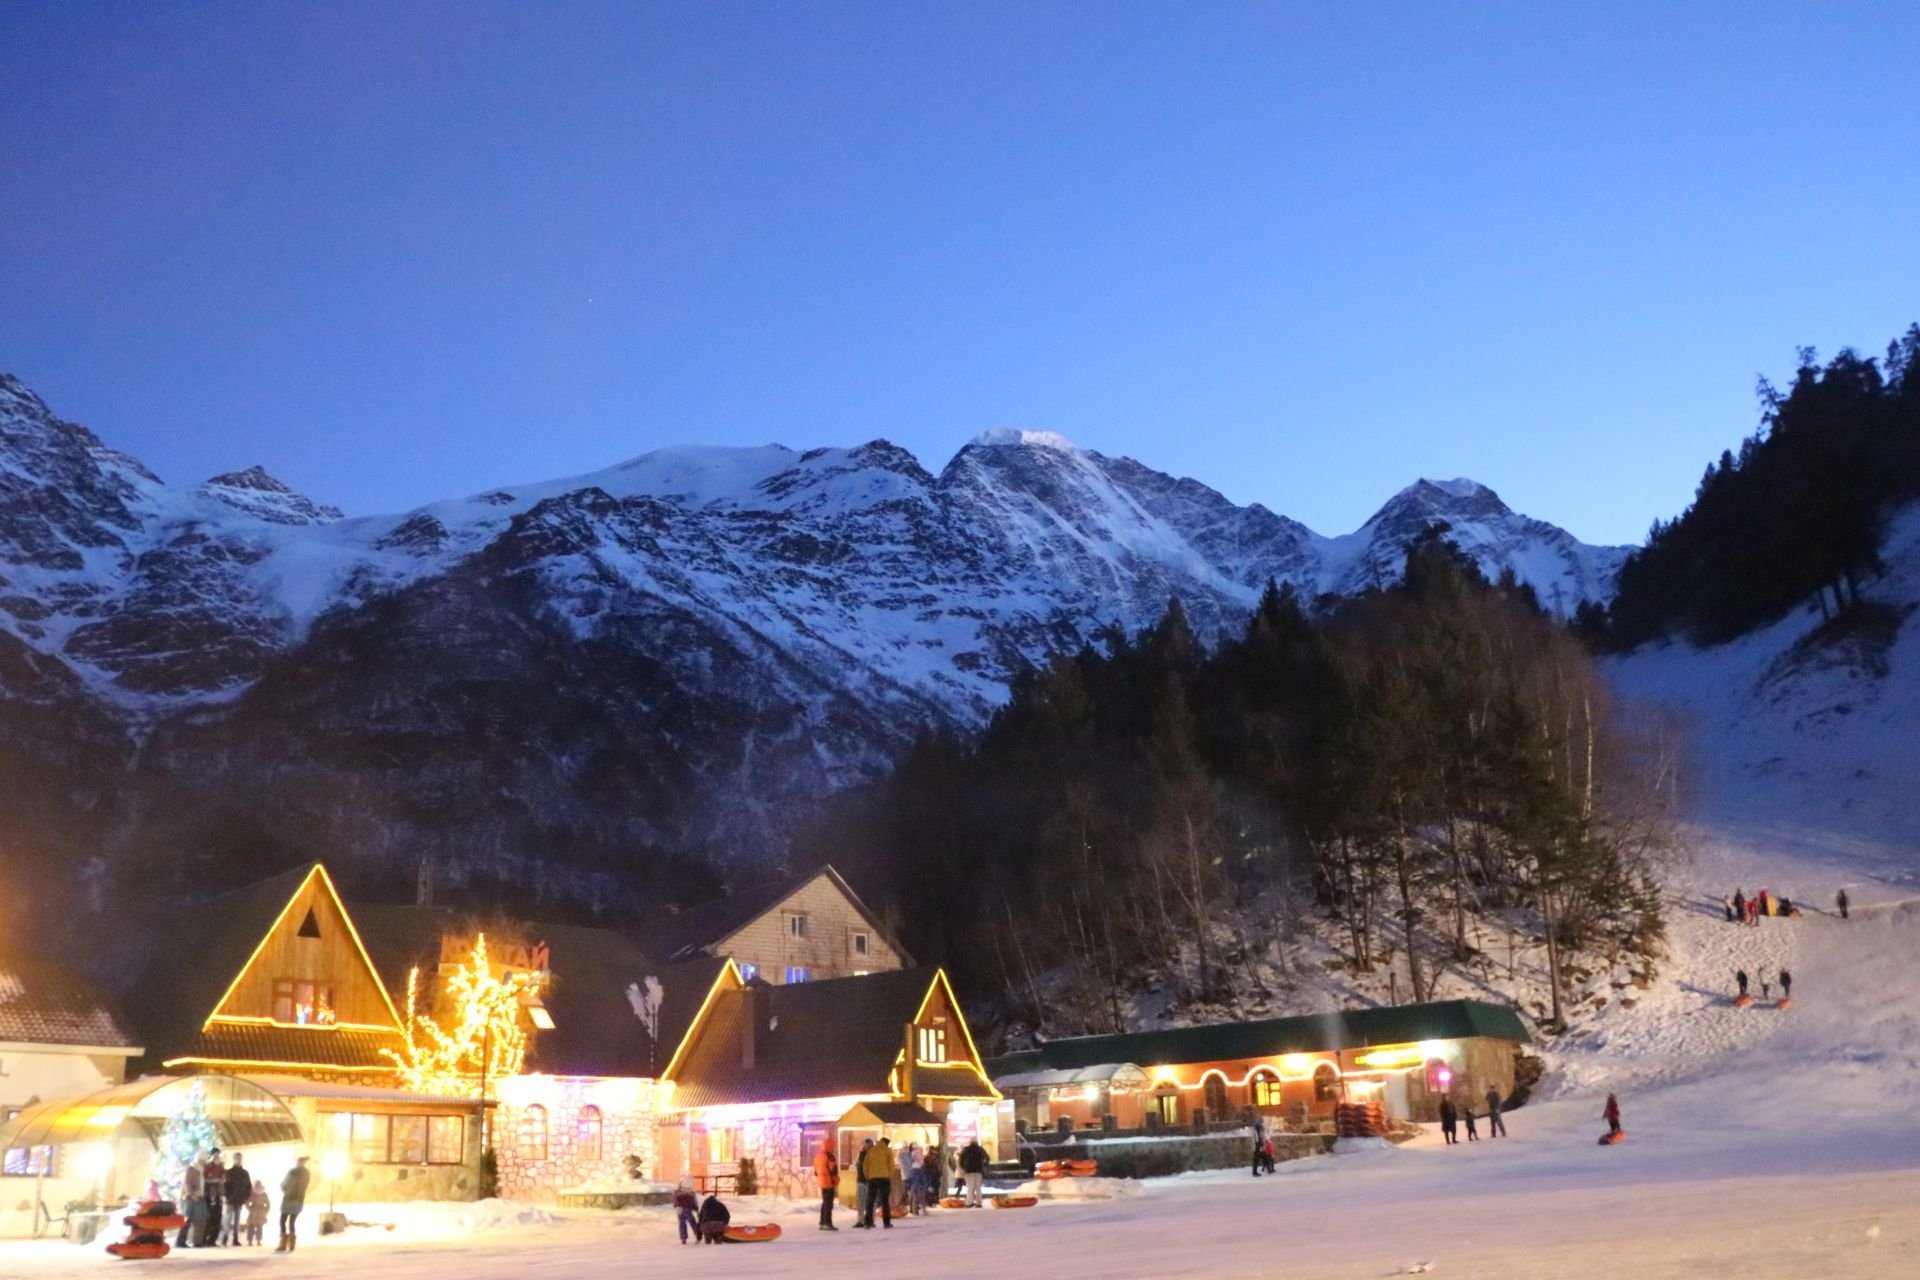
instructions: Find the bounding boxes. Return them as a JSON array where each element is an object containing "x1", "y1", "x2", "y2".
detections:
[
  {"x1": 1597, "y1": 1130, "x2": 1625, "y2": 1145},
  {"x1": 722, "y1": 1223, "x2": 782, "y2": 1243},
  {"x1": 1776, "y1": 997, "x2": 1793, "y2": 1009},
  {"x1": 1036, "y1": 1158, "x2": 1099, "y2": 1178},
  {"x1": 123, "y1": 1213, "x2": 186, "y2": 1232},
  {"x1": 938, "y1": 1196, "x2": 969, "y2": 1209},
  {"x1": 991, "y1": 1194, "x2": 1039, "y2": 1209},
  {"x1": 1733, "y1": 995, "x2": 1753, "y2": 1007},
  {"x1": 106, "y1": 1232, "x2": 170, "y2": 1260}
]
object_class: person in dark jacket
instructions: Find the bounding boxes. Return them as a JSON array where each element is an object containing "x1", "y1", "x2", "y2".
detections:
[
  {"x1": 1732, "y1": 890, "x2": 1746, "y2": 925},
  {"x1": 860, "y1": 1137, "x2": 894, "y2": 1228},
  {"x1": 958, "y1": 1138, "x2": 989, "y2": 1207},
  {"x1": 697, "y1": 1192, "x2": 731, "y2": 1244},
  {"x1": 221, "y1": 1153, "x2": 252, "y2": 1246},
  {"x1": 672, "y1": 1186, "x2": 699, "y2": 1243},
  {"x1": 200, "y1": 1149, "x2": 225, "y2": 1245},
  {"x1": 275, "y1": 1157, "x2": 310, "y2": 1253},
  {"x1": 1484, "y1": 1087, "x2": 1506, "y2": 1138},
  {"x1": 922, "y1": 1149, "x2": 942, "y2": 1203},
  {"x1": 1438, "y1": 1097, "x2": 1458, "y2": 1145},
  {"x1": 1736, "y1": 969, "x2": 1749, "y2": 998},
  {"x1": 1836, "y1": 889, "x2": 1849, "y2": 920},
  {"x1": 1780, "y1": 969, "x2": 1793, "y2": 1000},
  {"x1": 1462, "y1": 1106, "x2": 1479, "y2": 1141},
  {"x1": 1603, "y1": 1093, "x2": 1621, "y2": 1137}
]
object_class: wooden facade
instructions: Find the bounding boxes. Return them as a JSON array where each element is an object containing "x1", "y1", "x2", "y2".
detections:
[
  {"x1": 209, "y1": 866, "x2": 404, "y2": 1033},
  {"x1": 708, "y1": 869, "x2": 906, "y2": 984}
]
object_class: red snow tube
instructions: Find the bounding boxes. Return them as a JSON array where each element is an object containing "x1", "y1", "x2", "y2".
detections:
[
  {"x1": 124, "y1": 1214, "x2": 186, "y2": 1232},
  {"x1": 938, "y1": 1196, "x2": 968, "y2": 1209},
  {"x1": 1065, "y1": 1159, "x2": 1099, "y2": 1177},
  {"x1": 107, "y1": 1238, "x2": 171, "y2": 1260},
  {"x1": 1597, "y1": 1130, "x2": 1626, "y2": 1145},
  {"x1": 991, "y1": 1194, "x2": 1038, "y2": 1209},
  {"x1": 722, "y1": 1223, "x2": 782, "y2": 1243}
]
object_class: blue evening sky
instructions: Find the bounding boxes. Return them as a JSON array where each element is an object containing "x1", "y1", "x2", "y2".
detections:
[{"x1": 3, "y1": 2, "x2": 1915, "y2": 545}]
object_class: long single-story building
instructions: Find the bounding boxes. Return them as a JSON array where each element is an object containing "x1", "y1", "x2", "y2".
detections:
[{"x1": 987, "y1": 999, "x2": 1531, "y2": 1130}]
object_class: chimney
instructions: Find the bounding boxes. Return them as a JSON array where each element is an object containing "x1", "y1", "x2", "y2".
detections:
[{"x1": 739, "y1": 989, "x2": 759, "y2": 1071}]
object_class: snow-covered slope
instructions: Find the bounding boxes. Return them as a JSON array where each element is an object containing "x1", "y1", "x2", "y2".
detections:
[{"x1": 0, "y1": 372, "x2": 1627, "y2": 884}]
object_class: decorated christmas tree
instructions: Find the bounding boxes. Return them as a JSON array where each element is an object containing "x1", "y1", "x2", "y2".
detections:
[{"x1": 152, "y1": 1079, "x2": 218, "y2": 1200}]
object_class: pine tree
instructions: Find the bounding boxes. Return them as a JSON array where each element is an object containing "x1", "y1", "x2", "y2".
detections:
[{"x1": 153, "y1": 1079, "x2": 218, "y2": 1200}]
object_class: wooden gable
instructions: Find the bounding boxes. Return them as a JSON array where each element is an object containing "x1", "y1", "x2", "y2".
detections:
[
  {"x1": 712, "y1": 868, "x2": 907, "y2": 981},
  {"x1": 207, "y1": 865, "x2": 405, "y2": 1033},
  {"x1": 901, "y1": 970, "x2": 997, "y2": 1100}
]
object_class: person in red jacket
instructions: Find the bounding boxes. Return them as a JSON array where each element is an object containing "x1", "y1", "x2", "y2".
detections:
[{"x1": 1603, "y1": 1093, "x2": 1621, "y2": 1138}]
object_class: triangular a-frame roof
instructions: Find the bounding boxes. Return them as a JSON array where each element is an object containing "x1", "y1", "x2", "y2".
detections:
[
  {"x1": 643, "y1": 865, "x2": 914, "y2": 966},
  {"x1": 663, "y1": 966, "x2": 996, "y2": 1111},
  {"x1": 137, "y1": 863, "x2": 407, "y2": 1074}
]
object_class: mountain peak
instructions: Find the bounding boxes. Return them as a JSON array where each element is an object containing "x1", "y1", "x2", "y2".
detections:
[
  {"x1": 199, "y1": 465, "x2": 343, "y2": 524},
  {"x1": 968, "y1": 427, "x2": 1080, "y2": 452}
]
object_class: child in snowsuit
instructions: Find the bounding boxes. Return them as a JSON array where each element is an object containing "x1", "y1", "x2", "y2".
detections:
[
  {"x1": 245, "y1": 1180, "x2": 270, "y2": 1246},
  {"x1": 1463, "y1": 1107, "x2": 1479, "y2": 1141},
  {"x1": 672, "y1": 1187, "x2": 699, "y2": 1244}
]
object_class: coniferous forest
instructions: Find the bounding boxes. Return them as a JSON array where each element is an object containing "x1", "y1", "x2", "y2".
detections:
[
  {"x1": 802, "y1": 534, "x2": 1684, "y2": 1037},
  {"x1": 1604, "y1": 325, "x2": 1920, "y2": 647}
]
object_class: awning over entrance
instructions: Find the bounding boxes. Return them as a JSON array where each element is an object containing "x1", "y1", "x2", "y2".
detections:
[
  {"x1": 0, "y1": 1074, "x2": 302, "y2": 1151},
  {"x1": 841, "y1": 1101, "x2": 942, "y2": 1128},
  {"x1": 993, "y1": 1062, "x2": 1150, "y2": 1091}
]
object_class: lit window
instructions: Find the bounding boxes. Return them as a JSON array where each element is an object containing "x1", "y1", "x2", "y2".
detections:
[
  {"x1": 707, "y1": 1127, "x2": 737, "y2": 1162},
  {"x1": 917, "y1": 1025, "x2": 947, "y2": 1062},
  {"x1": 351, "y1": 1114, "x2": 391, "y2": 1165},
  {"x1": 1313, "y1": 1062, "x2": 1341, "y2": 1102},
  {"x1": 519, "y1": 1104, "x2": 548, "y2": 1162},
  {"x1": 272, "y1": 979, "x2": 336, "y2": 1025},
  {"x1": 852, "y1": 931, "x2": 869, "y2": 955},
  {"x1": 853, "y1": 969, "x2": 870, "y2": 977},
  {"x1": 784, "y1": 966, "x2": 809, "y2": 984},
  {"x1": 739, "y1": 963, "x2": 758, "y2": 982},
  {"x1": 1152, "y1": 1091, "x2": 1180, "y2": 1124},
  {"x1": 1251, "y1": 1070, "x2": 1283, "y2": 1108},
  {"x1": 428, "y1": 1116, "x2": 464, "y2": 1164},
  {"x1": 786, "y1": 913, "x2": 809, "y2": 939},
  {"x1": 2, "y1": 1145, "x2": 54, "y2": 1176},
  {"x1": 577, "y1": 1106, "x2": 603, "y2": 1162},
  {"x1": 391, "y1": 1115, "x2": 428, "y2": 1164}
]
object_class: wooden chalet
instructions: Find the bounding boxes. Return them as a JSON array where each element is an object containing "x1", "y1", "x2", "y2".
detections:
[
  {"x1": 659, "y1": 965, "x2": 1003, "y2": 1201},
  {"x1": 645, "y1": 865, "x2": 909, "y2": 985}
]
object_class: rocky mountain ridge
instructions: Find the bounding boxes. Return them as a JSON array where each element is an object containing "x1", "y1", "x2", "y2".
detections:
[{"x1": 0, "y1": 373, "x2": 1628, "y2": 906}]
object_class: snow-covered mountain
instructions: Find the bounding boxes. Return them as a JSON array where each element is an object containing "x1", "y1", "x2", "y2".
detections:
[{"x1": 0, "y1": 373, "x2": 1627, "y2": 891}]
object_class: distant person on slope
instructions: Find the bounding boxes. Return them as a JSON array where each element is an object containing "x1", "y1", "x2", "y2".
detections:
[
  {"x1": 1733, "y1": 890, "x2": 1746, "y2": 924},
  {"x1": 1736, "y1": 969, "x2": 1749, "y2": 999},
  {"x1": 1485, "y1": 1087, "x2": 1506, "y2": 1138},
  {"x1": 1780, "y1": 970, "x2": 1793, "y2": 1000},
  {"x1": 1439, "y1": 1097, "x2": 1458, "y2": 1146},
  {"x1": 1603, "y1": 1093, "x2": 1621, "y2": 1138},
  {"x1": 1836, "y1": 889, "x2": 1849, "y2": 920},
  {"x1": 1463, "y1": 1106, "x2": 1479, "y2": 1141},
  {"x1": 1722, "y1": 894, "x2": 1735, "y2": 922}
]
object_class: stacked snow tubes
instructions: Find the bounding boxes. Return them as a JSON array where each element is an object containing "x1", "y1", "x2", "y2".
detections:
[
  {"x1": 1335, "y1": 1102, "x2": 1389, "y2": 1138},
  {"x1": 107, "y1": 1200, "x2": 186, "y2": 1260}
]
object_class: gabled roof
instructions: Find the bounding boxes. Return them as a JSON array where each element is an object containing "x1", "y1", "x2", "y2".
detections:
[
  {"x1": 0, "y1": 953, "x2": 141, "y2": 1051},
  {"x1": 642, "y1": 865, "x2": 912, "y2": 966},
  {"x1": 351, "y1": 903, "x2": 724, "y2": 1079},
  {"x1": 667, "y1": 967, "x2": 994, "y2": 1111},
  {"x1": 985, "y1": 1000, "x2": 1531, "y2": 1078}
]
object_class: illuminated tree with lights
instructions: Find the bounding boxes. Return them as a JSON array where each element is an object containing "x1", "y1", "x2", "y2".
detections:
[
  {"x1": 382, "y1": 933, "x2": 542, "y2": 1097},
  {"x1": 153, "y1": 1079, "x2": 218, "y2": 1200}
]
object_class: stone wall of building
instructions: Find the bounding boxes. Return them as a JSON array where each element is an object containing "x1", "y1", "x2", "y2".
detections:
[{"x1": 492, "y1": 1076, "x2": 659, "y2": 1203}]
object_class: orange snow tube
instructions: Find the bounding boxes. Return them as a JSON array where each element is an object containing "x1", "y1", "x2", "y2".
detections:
[
  {"x1": 991, "y1": 1194, "x2": 1038, "y2": 1209},
  {"x1": 107, "y1": 1236, "x2": 171, "y2": 1260},
  {"x1": 722, "y1": 1223, "x2": 782, "y2": 1243},
  {"x1": 1777, "y1": 998, "x2": 1793, "y2": 1009},
  {"x1": 124, "y1": 1214, "x2": 186, "y2": 1232},
  {"x1": 1733, "y1": 995, "x2": 1753, "y2": 1008},
  {"x1": 939, "y1": 1196, "x2": 968, "y2": 1209},
  {"x1": 1065, "y1": 1159, "x2": 1099, "y2": 1177},
  {"x1": 1597, "y1": 1130, "x2": 1626, "y2": 1145}
]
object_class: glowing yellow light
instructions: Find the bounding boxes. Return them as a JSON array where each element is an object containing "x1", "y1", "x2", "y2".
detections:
[
  {"x1": 380, "y1": 932, "x2": 544, "y2": 1097},
  {"x1": 321, "y1": 1150, "x2": 349, "y2": 1180},
  {"x1": 84, "y1": 1106, "x2": 128, "y2": 1128},
  {"x1": 75, "y1": 1143, "x2": 113, "y2": 1180},
  {"x1": 1354, "y1": 1045, "x2": 1428, "y2": 1069},
  {"x1": 1081, "y1": 1083, "x2": 1101, "y2": 1103},
  {"x1": 1280, "y1": 1054, "x2": 1313, "y2": 1075}
]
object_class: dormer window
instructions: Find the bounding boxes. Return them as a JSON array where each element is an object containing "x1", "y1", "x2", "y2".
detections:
[
  {"x1": 851, "y1": 931, "x2": 869, "y2": 956},
  {"x1": 917, "y1": 1025, "x2": 946, "y2": 1063},
  {"x1": 785, "y1": 912, "x2": 809, "y2": 939}
]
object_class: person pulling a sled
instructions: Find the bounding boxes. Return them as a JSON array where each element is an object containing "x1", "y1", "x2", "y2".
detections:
[{"x1": 1603, "y1": 1093, "x2": 1621, "y2": 1138}]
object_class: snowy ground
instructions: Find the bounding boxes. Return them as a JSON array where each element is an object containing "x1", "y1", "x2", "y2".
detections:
[{"x1": 11, "y1": 872, "x2": 1916, "y2": 1278}]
